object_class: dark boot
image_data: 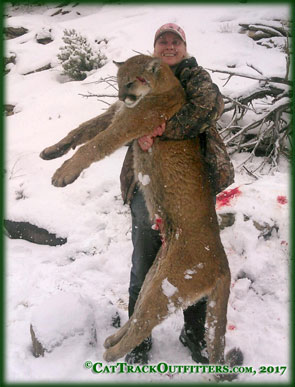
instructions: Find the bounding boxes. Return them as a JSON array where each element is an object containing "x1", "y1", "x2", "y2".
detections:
[
  {"x1": 125, "y1": 336, "x2": 152, "y2": 364},
  {"x1": 179, "y1": 298, "x2": 209, "y2": 364}
]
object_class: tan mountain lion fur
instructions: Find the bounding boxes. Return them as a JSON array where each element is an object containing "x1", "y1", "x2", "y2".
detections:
[{"x1": 40, "y1": 55, "x2": 242, "y2": 375}]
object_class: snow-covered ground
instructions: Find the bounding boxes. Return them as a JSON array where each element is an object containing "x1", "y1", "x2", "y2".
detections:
[{"x1": 4, "y1": 3, "x2": 291, "y2": 383}]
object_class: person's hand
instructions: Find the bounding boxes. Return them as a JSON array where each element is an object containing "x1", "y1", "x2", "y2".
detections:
[
  {"x1": 138, "y1": 122, "x2": 166, "y2": 151},
  {"x1": 151, "y1": 122, "x2": 166, "y2": 137},
  {"x1": 138, "y1": 135, "x2": 154, "y2": 151}
]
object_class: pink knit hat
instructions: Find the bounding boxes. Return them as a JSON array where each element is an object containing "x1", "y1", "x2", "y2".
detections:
[{"x1": 154, "y1": 23, "x2": 186, "y2": 46}]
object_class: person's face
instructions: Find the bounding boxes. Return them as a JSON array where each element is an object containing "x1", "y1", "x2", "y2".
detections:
[{"x1": 153, "y1": 32, "x2": 187, "y2": 66}]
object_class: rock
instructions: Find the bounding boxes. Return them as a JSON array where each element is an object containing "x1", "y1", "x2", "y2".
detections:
[
  {"x1": 36, "y1": 37, "x2": 53, "y2": 45},
  {"x1": 23, "y1": 64, "x2": 52, "y2": 75},
  {"x1": 249, "y1": 30, "x2": 272, "y2": 41},
  {"x1": 4, "y1": 26, "x2": 29, "y2": 39},
  {"x1": 4, "y1": 54, "x2": 16, "y2": 74},
  {"x1": 243, "y1": 215, "x2": 279, "y2": 240},
  {"x1": 238, "y1": 20, "x2": 291, "y2": 50},
  {"x1": 36, "y1": 28, "x2": 53, "y2": 45},
  {"x1": 4, "y1": 104, "x2": 15, "y2": 116},
  {"x1": 111, "y1": 311, "x2": 121, "y2": 328},
  {"x1": 30, "y1": 324, "x2": 45, "y2": 357},
  {"x1": 4, "y1": 219, "x2": 67, "y2": 246},
  {"x1": 30, "y1": 293, "x2": 96, "y2": 357},
  {"x1": 253, "y1": 220, "x2": 279, "y2": 240},
  {"x1": 50, "y1": 8, "x2": 70, "y2": 17},
  {"x1": 236, "y1": 270, "x2": 255, "y2": 283},
  {"x1": 218, "y1": 212, "x2": 236, "y2": 230}
]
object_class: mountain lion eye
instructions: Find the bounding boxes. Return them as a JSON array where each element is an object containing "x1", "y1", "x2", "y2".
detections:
[
  {"x1": 126, "y1": 82, "x2": 133, "y2": 89},
  {"x1": 136, "y1": 76, "x2": 147, "y2": 84}
]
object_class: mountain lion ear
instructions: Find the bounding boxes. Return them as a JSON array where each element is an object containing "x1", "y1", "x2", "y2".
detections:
[
  {"x1": 146, "y1": 58, "x2": 161, "y2": 74},
  {"x1": 113, "y1": 60, "x2": 125, "y2": 68}
]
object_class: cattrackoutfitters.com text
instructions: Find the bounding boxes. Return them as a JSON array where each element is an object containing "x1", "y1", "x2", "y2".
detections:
[{"x1": 84, "y1": 361, "x2": 282, "y2": 376}]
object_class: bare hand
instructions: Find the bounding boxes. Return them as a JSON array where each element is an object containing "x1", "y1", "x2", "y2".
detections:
[
  {"x1": 151, "y1": 122, "x2": 166, "y2": 137},
  {"x1": 137, "y1": 135, "x2": 154, "y2": 151},
  {"x1": 138, "y1": 122, "x2": 166, "y2": 151}
]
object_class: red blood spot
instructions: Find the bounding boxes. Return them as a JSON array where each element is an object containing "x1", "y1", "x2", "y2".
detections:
[
  {"x1": 156, "y1": 218, "x2": 163, "y2": 226},
  {"x1": 277, "y1": 195, "x2": 288, "y2": 205},
  {"x1": 228, "y1": 324, "x2": 236, "y2": 331},
  {"x1": 152, "y1": 217, "x2": 166, "y2": 244},
  {"x1": 136, "y1": 76, "x2": 147, "y2": 84},
  {"x1": 152, "y1": 217, "x2": 163, "y2": 231},
  {"x1": 216, "y1": 187, "x2": 241, "y2": 209}
]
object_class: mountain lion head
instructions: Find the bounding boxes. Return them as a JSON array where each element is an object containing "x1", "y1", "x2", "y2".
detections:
[{"x1": 114, "y1": 55, "x2": 162, "y2": 108}]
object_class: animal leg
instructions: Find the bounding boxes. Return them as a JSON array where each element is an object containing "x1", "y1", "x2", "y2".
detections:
[
  {"x1": 40, "y1": 102, "x2": 120, "y2": 160},
  {"x1": 103, "y1": 279, "x2": 175, "y2": 362},
  {"x1": 104, "y1": 319, "x2": 132, "y2": 349},
  {"x1": 51, "y1": 109, "x2": 150, "y2": 187},
  {"x1": 205, "y1": 273, "x2": 230, "y2": 365},
  {"x1": 103, "y1": 240, "x2": 210, "y2": 362},
  {"x1": 103, "y1": 246, "x2": 162, "y2": 350}
]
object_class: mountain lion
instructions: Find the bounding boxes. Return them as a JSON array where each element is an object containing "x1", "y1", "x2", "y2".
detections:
[{"x1": 40, "y1": 55, "x2": 242, "y2": 377}]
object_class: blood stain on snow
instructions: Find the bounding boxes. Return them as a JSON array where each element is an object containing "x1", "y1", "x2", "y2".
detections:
[
  {"x1": 277, "y1": 195, "x2": 288, "y2": 205},
  {"x1": 228, "y1": 324, "x2": 236, "y2": 331},
  {"x1": 216, "y1": 187, "x2": 241, "y2": 209}
]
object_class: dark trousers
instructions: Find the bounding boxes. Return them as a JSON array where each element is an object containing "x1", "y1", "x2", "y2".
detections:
[{"x1": 128, "y1": 188, "x2": 207, "y2": 339}]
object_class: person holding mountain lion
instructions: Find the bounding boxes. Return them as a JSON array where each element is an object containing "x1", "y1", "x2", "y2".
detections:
[
  {"x1": 40, "y1": 23, "x2": 235, "y2": 366},
  {"x1": 119, "y1": 23, "x2": 234, "y2": 364}
]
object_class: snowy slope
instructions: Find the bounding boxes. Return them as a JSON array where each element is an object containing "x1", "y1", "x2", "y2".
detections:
[{"x1": 5, "y1": 3, "x2": 291, "y2": 383}]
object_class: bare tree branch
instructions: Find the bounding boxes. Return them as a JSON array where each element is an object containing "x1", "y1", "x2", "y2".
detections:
[
  {"x1": 78, "y1": 92, "x2": 117, "y2": 99},
  {"x1": 206, "y1": 67, "x2": 292, "y2": 86}
]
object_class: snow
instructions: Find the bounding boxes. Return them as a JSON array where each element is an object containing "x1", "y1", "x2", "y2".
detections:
[
  {"x1": 138, "y1": 172, "x2": 150, "y2": 186},
  {"x1": 4, "y1": 2, "x2": 291, "y2": 384},
  {"x1": 161, "y1": 278, "x2": 178, "y2": 298},
  {"x1": 184, "y1": 269, "x2": 196, "y2": 280},
  {"x1": 30, "y1": 293, "x2": 96, "y2": 352}
]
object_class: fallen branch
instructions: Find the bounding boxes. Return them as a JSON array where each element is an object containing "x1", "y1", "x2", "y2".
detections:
[
  {"x1": 222, "y1": 83, "x2": 290, "y2": 114},
  {"x1": 224, "y1": 98, "x2": 290, "y2": 146},
  {"x1": 207, "y1": 67, "x2": 292, "y2": 86},
  {"x1": 83, "y1": 75, "x2": 118, "y2": 91},
  {"x1": 78, "y1": 92, "x2": 117, "y2": 99},
  {"x1": 242, "y1": 166, "x2": 259, "y2": 180},
  {"x1": 239, "y1": 21, "x2": 291, "y2": 38}
]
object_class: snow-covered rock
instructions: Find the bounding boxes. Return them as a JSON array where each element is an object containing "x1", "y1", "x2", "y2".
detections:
[{"x1": 30, "y1": 293, "x2": 96, "y2": 356}]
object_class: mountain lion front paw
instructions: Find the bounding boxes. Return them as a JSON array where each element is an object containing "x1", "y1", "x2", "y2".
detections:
[
  {"x1": 51, "y1": 158, "x2": 84, "y2": 187},
  {"x1": 40, "y1": 142, "x2": 72, "y2": 160}
]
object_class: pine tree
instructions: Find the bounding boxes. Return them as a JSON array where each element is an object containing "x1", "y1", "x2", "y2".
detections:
[{"x1": 57, "y1": 29, "x2": 106, "y2": 81}]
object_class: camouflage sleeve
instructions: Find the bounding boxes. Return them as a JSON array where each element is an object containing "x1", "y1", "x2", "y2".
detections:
[{"x1": 161, "y1": 66, "x2": 224, "y2": 140}]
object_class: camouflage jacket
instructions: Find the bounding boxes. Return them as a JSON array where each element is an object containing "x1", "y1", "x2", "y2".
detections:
[{"x1": 120, "y1": 57, "x2": 234, "y2": 204}]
